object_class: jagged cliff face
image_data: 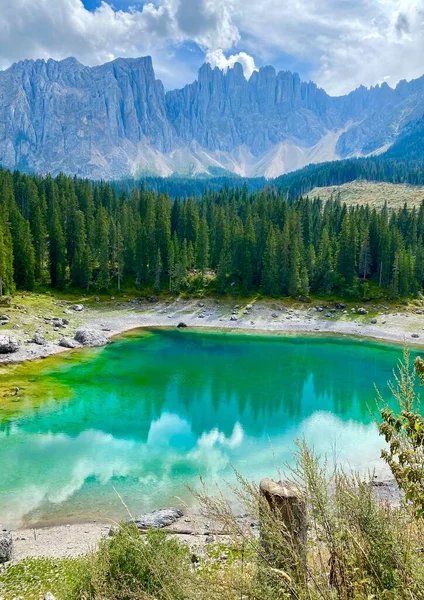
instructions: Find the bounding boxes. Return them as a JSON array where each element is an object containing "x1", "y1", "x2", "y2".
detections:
[{"x1": 0, "y1": 56, "x2": 423, "y2": 179}]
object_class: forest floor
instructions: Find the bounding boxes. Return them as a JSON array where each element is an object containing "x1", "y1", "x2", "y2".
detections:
[{"x1": 1, "y1": 292, "x2": 424, "y2": 366}]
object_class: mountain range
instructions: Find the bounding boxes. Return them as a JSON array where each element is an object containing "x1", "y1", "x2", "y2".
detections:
[{"x1": 0, "y1": 55, "x2": 423, "y2": 179}]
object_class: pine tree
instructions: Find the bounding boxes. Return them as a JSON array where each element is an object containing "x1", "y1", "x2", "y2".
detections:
[
  {"x1": 154, "y1": 249, "x2": 162, "y2": 295},
  {"x1": 358, "y1": 231, "x2": 372, "y2": 279},
  {"x1": 49, "y1": 204, "x2": 67, "y2": 289},
  {"x1": 96, "y1": 206, "x2": 110, "y2": 290},
  {"x1": 316, "y1": 227, "x2": 334, "y2": 292},
  {"x1": 261, "y1": 228, "x2": 279, "y2": 296},
  {"x1": 71, "y1": 211, "x2": 91, "y2": 289},
  {"x1": 0, "y1": 210, "x2": 14, "y2": 296},
  {"x1": 216, "y1": 250, "x2": 228, "y2": 294},
  {"x1": 337, "y1": 215, "x2": 357, "y2": 287},
  {"x1": 196, "y1": 216, "x2": 210, "y2": 274}
]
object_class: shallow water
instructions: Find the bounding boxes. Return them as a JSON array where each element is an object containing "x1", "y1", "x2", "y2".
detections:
[{"x1": 0, "y1": 329, "x2": 409, "y2": 527}]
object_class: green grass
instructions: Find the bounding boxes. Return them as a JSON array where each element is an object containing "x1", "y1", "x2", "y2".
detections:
[{"x1": 0, "y1": 557, "x2": 87, "y2": 600}]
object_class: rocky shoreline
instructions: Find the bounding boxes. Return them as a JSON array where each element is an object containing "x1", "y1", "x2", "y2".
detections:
[
  {"x1": 1, "y1": 295, "x2": 424, "y2": 366},
  {"x1": 4, "y1": 478, "x2": 401, "y2": 561}
]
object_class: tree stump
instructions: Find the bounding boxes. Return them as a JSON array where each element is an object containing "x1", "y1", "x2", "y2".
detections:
[{"x1": 259, "y1": 478, "x2": 307, "y2": 577}]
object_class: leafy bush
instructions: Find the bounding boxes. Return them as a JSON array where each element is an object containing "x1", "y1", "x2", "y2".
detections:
[
  {"x1": 378, "y1": 349, "x2": 424, "y2": 517},
  {"x1": 72, "y1": 524, "x2": 192, "y2": 600}
]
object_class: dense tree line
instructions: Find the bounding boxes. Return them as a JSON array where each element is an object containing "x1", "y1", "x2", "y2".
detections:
[
  {"x1": 1, "y1": 167, "x2": 424, "y2": 299},
  {"x1": 276, "y1": 157, "x2": 424, "y2": 200},
  {"x1": 115, "y1": 174, "x2": 267, "y2": 199}
]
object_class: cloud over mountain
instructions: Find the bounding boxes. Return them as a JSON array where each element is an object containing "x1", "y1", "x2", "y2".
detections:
[{"x1": 0, "y1": 0, "x2": 424, "y2": 93}]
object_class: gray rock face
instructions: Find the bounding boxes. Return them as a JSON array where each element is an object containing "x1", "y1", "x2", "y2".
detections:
[
  {"x1": 74, "y1": 328, "x2": 109, "y2": 347},
  {"x1": 0, "y1": 57, "x2": 172, "y2": 179},
  {"x1": 133, "y1": 508, "x2": 184, "y2": 530},
  {"x1": 0, "y1": 335, "x2": 19, "y2": 353},
  {"x1": 1, "y1": 56, "x2": 424, "y2": 178},
  {"x1": 0, "y1": 528, "x2": 12, "y2": 563}
]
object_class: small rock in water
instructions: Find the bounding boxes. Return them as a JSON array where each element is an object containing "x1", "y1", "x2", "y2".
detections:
[
  {"x1": 72, "y1": 304, "x2": 84, "y2": 312},
  {"x1": 134, "y1": 508, "x2": 183, "y2": 530},
  {"x1": 357, "y1": 307, "x2": 368, "y2": 315},
  {"x1": 412, "y1": 333, "x2": 420, "y2": 338},
  {"x1": 177, "y1": 322, "x2": 188, "y2": 328},
  {"x1": 370, "y1": 318, "x2": 377, "y2": 324}
]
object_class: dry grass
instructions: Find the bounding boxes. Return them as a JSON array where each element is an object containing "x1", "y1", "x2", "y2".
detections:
[{"x1": 309, "y1": 180, "x2": 424, "y2": 209}]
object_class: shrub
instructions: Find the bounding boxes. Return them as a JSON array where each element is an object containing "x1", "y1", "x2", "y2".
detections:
[
  {"x1": 72, "y1": 524, "x2": 192, "y2": 600},
  {"x1": 378, "y1": 348, "x2": 424, "y2": 517}
]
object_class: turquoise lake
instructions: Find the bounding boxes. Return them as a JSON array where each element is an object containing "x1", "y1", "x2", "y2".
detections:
[{"x1": 0, "y1": 329, "x2": 410, "y2": 527}]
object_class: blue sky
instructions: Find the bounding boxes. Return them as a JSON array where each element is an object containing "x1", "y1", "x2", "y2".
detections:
[
  {"x1": 82, "y1": 0, "x2": 137, "y2": 9},
  {"x1": 0, "y1": 0, "x2": 422, "y2": 95}
]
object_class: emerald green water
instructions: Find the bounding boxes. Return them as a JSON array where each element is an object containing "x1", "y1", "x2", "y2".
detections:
[{"x1": 0, "y1": 330, "x2": 407, "y2": 527}]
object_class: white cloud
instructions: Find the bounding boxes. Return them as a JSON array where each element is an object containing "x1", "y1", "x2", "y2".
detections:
[
  {"x1": 205, "y1": 49, "x2": 257, "y2": 79},
  {"x1": 232, "y1": 0, "x2": 424, "y2": 94},
  {"x1": 0, "y1": 0, "x2": 424, "y2": 93},
  {"x1": 0, "y1": 0, "x2": 238, "y2": 88}
]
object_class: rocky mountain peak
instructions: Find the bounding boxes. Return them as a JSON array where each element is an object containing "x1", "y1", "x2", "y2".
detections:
[{"x1": 0, "y1": 55, "x2": 423, "y2": 179}]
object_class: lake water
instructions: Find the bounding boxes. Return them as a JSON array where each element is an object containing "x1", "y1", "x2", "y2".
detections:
[{"x1": 0, "y1": 329, "x2": 408, "y2": 527}]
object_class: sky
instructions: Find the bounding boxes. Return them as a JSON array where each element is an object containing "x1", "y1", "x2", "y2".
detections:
[{"x1": 0, "y1": 0, "x2": 423, "y2": 95}]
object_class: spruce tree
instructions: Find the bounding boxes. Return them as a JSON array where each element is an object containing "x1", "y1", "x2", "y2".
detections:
[{"x1": 261, "y1": 228, "x2": 279, "y2": 296}]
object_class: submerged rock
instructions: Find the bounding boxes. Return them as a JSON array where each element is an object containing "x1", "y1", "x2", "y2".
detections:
[
  {"x1": 0, "y1": 528, "x2": 12, "y2": 563},
  {"x1": 74, "y1": 329, "x2": 109, "y2": 347},
  {"x1": 133, "y1": 508, "x2": 184, "y2": 530},
  {"x1": 0, "y1": 335, "x2": 19, "y2": 354}
]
